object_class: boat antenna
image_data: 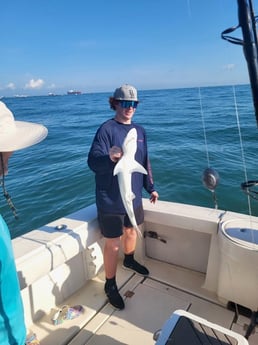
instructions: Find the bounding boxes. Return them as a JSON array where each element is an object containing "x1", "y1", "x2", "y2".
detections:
[{"x1": 222, "y1": 0, "x2": 258, "y2": 126}]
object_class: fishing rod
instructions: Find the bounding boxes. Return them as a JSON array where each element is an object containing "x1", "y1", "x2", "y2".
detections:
[
  {"x1": 222, "y1": 0, "x2": 258, "y2": 126},
  {"x1": 222, "y1": 0, "x2": 258, "y2": 204}
]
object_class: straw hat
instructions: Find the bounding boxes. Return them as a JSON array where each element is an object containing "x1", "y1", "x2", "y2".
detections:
[{"x1": 0, "y1": 101, "x2": 48, "y2": 152}]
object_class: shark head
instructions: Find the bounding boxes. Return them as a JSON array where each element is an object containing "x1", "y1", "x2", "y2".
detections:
[{"x1": 122, "y1": 128, "x2": 137, "y2": 155}]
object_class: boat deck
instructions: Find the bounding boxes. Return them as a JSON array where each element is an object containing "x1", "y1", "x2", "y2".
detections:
[{"x1": 29, "y1": 257, "x2": 258, "y2": 345}]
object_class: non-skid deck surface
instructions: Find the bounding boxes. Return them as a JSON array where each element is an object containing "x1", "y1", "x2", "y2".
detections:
[
  {"x1": 84, "y1": 281, "x2": 188, "y2": 344},
  {"x1": 69, "y1": 276, "x2": 246, "y2": 345},
  {"x1": 32, "y1": 259, "x2": 258, "y2": 345},
  {"x1": 69, "y1": 260, "x2": 258, "y2": 345}
]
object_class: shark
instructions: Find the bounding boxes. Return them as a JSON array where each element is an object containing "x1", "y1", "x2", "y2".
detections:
[{"x1": 113, "y1": 128, "x2": 147, "y2": 237}]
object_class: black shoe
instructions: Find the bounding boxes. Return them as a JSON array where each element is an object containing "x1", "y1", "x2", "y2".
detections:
[
  {"x1": 123, "y1": 259, "x2": 149, "y2": 276},
  {"x1": 104, "y1": 283, "x2": 125, "y2": 310}
]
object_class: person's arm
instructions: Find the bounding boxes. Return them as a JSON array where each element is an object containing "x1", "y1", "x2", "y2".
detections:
[
  {"x1": 143, "y1": 157, "x2": 159, "y2": 203},
  {"x1": 87, "y1": 127, "x2": 115, "y2": 174},
  {"x1": 142, "y1": 131, "x2": 159, "y2": 203}
]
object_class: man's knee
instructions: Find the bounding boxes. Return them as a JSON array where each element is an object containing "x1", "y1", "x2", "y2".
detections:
[{"x1": 105, "y1": 237, "x2": 120, "y2": 252}]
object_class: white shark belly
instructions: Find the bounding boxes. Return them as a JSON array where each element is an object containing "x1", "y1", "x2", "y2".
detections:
[{"x1": 117, "y1": 172, "x2": 138, "y2": 229}]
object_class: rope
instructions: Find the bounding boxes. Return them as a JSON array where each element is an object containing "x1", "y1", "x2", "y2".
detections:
[{"x1": 0, "y1": 153, "x2": 18, "y2": 219}]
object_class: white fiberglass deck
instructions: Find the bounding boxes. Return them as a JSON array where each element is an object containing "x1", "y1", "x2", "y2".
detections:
[{"x1": 30, "y1": 258, "x2": 258, "y2": 345}]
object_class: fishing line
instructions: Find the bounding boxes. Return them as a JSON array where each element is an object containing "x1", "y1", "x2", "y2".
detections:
[
  {"x1": 199, "y1": 87, "x2": 210, "y2": 167},
  {"x1": 232, "y1": 85, "x2": 256, "y2": 253},
  {"x1": 232, "y1": 85, "x2": 253, "y2": 218},
  {"x1": 199, "y1": 88, "x2": 219, "y2": 209}
]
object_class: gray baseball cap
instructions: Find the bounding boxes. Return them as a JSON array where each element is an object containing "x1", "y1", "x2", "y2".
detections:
[{"x1": 113, "y1": 84, "x2": 138, "y2": 101}]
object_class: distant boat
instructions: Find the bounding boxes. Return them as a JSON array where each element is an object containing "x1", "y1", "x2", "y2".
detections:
[
  {"x1": 14, "y1": 94, "x2": 28, "y2": 98},
  {"x1": 67, "y1": 90, "x2": 82, "y2": 95}
]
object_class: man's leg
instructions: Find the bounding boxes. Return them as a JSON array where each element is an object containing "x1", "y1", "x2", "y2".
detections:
[
  {"x1": 104, "y1": 237, "x2": 120, "y2": 278},
  {"x1": 122, "y1": 227, "x2": 149, "y2": 276},
  {"x1": 103, "y1": 237, "x2": 125, "y2": 310},
  {"x1": 122, "y1": 226, "x2": 137, "y2": 255}
]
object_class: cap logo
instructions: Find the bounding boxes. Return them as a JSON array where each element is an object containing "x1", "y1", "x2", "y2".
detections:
[
  {"x1": 113, "y1": 84, "x2": 138, "y2": 101},
  {"x1": 129, "y1": 89, "x2": 135, "y2": 99}
]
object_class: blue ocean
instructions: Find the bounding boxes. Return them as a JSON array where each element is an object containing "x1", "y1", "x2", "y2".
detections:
[{"x1": 2, "y1": 84, "x2": 258, "y2": 239}]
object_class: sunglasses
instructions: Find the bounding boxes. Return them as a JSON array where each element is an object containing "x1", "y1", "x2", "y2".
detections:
[{"x1": 119, "y1": 100, "x2": 138, "y2": 109}]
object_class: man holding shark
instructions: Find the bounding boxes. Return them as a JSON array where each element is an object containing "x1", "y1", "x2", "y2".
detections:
[{"x1": 88, "y1": 84, "x2": 159, "y2": 310}]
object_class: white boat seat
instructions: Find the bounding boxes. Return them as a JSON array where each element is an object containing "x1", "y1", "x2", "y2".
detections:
[{"x1": 155, "y1": 309, "x2": 249, "y2": 345}]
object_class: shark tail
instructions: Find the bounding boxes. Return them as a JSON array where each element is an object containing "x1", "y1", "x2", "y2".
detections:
[{"x1": 134, "y1": 224, "x2": 142, "y2": 238}]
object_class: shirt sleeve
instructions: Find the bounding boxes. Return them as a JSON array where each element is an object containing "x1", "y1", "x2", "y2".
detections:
[
  {"x1": 143, "y1": 156, "x2": 156, "y2": 194},
  {"x1": 87, "y1": 125, "x2": 115, "y2": 174},
  {"x1": 141, "y1": 129, "x2": 156, "y2": 194}
]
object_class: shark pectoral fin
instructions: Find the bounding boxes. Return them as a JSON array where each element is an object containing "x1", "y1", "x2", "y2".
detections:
[{"x1": 130, "y1": 160, "x2": 148, "y2": 175}]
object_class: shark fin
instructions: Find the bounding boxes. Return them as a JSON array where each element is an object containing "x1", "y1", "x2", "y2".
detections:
[
  {"x1": 129, "y1": 160, "x2": 148, "y2": 175},
  {"x1": 134, "y1": 225, "x2": 142, "y2": 238},
  {"x1": 113, "y1": 158, "x2": 147, "y2": 176}
]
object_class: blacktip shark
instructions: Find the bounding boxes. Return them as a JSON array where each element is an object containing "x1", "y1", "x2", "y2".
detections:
[{"x1": 113, "y1": 128, "x2": 147, "y2": 237}]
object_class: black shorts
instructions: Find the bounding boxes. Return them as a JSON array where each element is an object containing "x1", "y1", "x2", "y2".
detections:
[{"x1": 98, "y1": 206, "x2": 144, "y2": 238}]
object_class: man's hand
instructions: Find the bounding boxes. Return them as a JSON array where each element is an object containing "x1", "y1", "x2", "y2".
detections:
[
  {"x1": 109, "y1": 146, "x2": 122, "y2": 162},
  {"x1": 150, "y1": 191, "x2": 159, "y2": 204}
]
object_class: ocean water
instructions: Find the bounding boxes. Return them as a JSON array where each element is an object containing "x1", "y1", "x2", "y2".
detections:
[{"x1": 2, "y1": 84, "x2": 258, "y2": 239}]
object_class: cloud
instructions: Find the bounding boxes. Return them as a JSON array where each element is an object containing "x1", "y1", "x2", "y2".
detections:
[
  {"x1": 25, "y1": 78, "x2": 45, "y2": 89},
  {"x1": 6, "y1": 82, "x2": 16, "y2": 90}
]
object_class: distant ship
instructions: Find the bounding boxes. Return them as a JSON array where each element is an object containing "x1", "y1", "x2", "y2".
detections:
[{"x1": 67, "y1": 90, "x2": 82, "y2": 95}]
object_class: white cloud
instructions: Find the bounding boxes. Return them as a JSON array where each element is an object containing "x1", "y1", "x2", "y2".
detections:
[
  {"x1": 6, "y1": 82, "x2": 16, "y2": 90},
  {"x1": 25, "y1": 78, "x2": 45, "y2": 89}
]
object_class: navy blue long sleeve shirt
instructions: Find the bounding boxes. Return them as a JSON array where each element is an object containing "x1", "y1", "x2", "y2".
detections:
[{"x1": 87, "y1": 119, "x2": 155, "y2": 214}]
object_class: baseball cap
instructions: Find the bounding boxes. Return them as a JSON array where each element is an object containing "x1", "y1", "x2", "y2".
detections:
[{"x1": 113, "y1": 84, "x2": 138, "y2": 101}]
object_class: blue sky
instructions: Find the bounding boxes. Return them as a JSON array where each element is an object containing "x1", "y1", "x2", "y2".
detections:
[{"x1": 0, "y1": 0, "x2": 257, "y2": 96}]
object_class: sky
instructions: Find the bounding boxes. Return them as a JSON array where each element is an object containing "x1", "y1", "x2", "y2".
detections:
[{"x1": 0, "y1": 0, "x2": 257, "y2": 97}]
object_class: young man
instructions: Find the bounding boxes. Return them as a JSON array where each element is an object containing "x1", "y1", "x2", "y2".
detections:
[
  {"x1": 88, "y1": 84, "x2": 158, "y2": 310},
  {"x1": 0, "y1": 101, "x2": 48, "y2": 344}
]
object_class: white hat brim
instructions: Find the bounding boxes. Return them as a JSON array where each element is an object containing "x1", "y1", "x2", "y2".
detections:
[{"x1": 0, "y1": 121, "x2": 48, "y2": 152}]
